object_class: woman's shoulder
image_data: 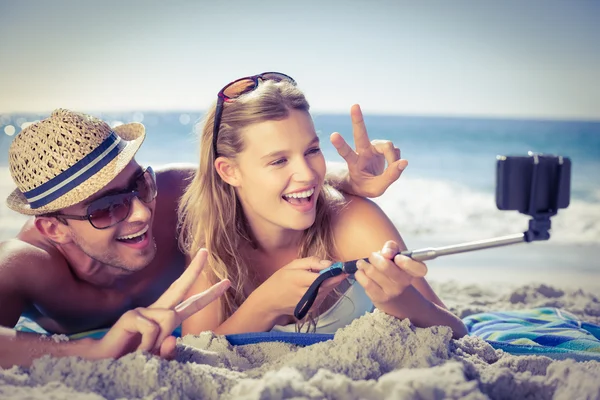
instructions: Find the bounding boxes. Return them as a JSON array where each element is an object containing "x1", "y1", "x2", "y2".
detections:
[
  {"x1": 329, "y1": 193, "x2": 400, "y2": 260},
  {"x1": 331, "y1": 193, "x2": 388, "y2": 223}
]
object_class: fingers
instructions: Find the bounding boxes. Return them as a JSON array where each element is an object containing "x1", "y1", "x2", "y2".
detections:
[
  {"x1": 394, "y1": 254, "x2": 428, "y2": 278},
  {"x1": 291, "y1": 258, "x2": 336, "y2": 287},
  {"x1": 370, "y1": 140, "x2": 407, "y2": 183},
  {"x1": 159, "y1": 336, "x2": 177, "y2": 360},
  {"x1": 102, "y1": 308, "x2": 160, "y2": 355},
  {"x1": 312, "y1": 274, "x2": 347, "y2": 308},
  {"x1": 174, "y1": 279, "x2": 231, "y2": 321},
  {"x1": 372, "y1": 246, "x2": 427, "y2": 280},
  {"x1": 379, "y1": 240, "x2": 427, "y2": 278},
  {"x1": 350, "y1": 104, "x2": 372, "y2": 151},
  {"x1": 385, "y1": 159, "x2": 408, "y2": 180},
  {"x1": 371, "y1": 140, "x2": 399, "y2": 167},
  {"x1": 133, "y1": 308, "x2": 177, "y2": 351},
  {"x1": 134, "y1": 313, "x2": 161, "y2": 352},
  {"x1": 151, "y1": 249, "x2": 209, "y2": 309},
  {"x1": 112, "y1": 302, "x2": 201, "y2": 357},
  {"x1": 362, "y1": 255, "x2": 403, "y2": 289},
  {"x1": 320, "y1": 272, "x2": 348, "y2": 290},
  {"x1": 99, "y1": 250, "x2": 220, "y2": 360},
  {"x1": 288, "y1": 257, "x2": 332, "y2": 272},
  {"x1": 330, "y1": 132, "x2": 358, "y2": 165},
  {"x1": 355, "y1": 249, "x2": 425, "y2": 305},
  {"x1": 371, "y1": 136, "x2": 407, "y2": 169},
  {"x1": 353, "y1": 265, "x2": 384, "y2": 297},
  {"x1": 381, "y1": 240, "x2": 400, "y2": 259}
]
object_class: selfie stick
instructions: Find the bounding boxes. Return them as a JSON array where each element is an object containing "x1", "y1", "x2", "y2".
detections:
[
  {"x1": 294, "y1": 153, "x2": 568, "y2": 320},
  {"x1": 341, "y1": 153, "x2": 567, "y2": 272}
]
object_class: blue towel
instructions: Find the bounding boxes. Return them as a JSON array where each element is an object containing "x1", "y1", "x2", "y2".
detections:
[
  {"x1": 463, "y1": 307, "x2": 600, "y2": 362},
  {"x1": 14, "y1": 317, "x2": 329, "y2": 346},
  {"x1": 227, "y1": 307, "x2": 600, "y2": 362},
  {"x1": 226, "y1": 331, "x2": 334, "y2": 347},
  {"x1": 15, "y1": 307, "x2": 600, "y2": 362},
  {"x1": 14, "y1": 317, "x2": 182, "y2": 340}
]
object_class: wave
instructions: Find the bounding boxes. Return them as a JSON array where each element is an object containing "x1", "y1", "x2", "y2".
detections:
[
  {"x1": 326, "y1": 162, "x2": 600, "y2": 245},
  {"x1": 1, "y1": 165, "x2": 598, "y2": 245}
]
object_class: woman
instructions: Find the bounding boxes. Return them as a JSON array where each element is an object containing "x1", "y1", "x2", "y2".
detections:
[{"x1": 178, "y1": 72, "x2": 467, "y2": 338}]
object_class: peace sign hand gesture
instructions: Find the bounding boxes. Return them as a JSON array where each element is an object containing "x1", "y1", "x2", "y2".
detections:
[
  {"x1": 330, "y1": 104, "x2": 408, "y2": 198},
  {"x1": 90, "y1": 249, "x2": 230, "y2": 360}
]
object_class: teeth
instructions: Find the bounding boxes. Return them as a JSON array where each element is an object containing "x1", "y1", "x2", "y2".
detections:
[
  {"x1": 117, "y1": 225, "x2": 148, "y2": 240},
  {"x1": 284, "y1": 188, "x2": 315, "y2": 199}
]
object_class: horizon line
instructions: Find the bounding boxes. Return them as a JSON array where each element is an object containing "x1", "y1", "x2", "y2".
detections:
[{"x1": 1, "y1": 107, "x2": 600, "y2": 124}]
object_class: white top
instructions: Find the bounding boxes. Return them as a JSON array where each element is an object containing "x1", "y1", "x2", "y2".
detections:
[{"x1": 270, "y1": 279, "x2": 374, "y2": 334}]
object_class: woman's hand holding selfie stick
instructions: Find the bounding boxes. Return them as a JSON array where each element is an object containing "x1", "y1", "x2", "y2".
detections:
[{"x1": 295, "y1": 153, "x2": 571, "y2": 320}]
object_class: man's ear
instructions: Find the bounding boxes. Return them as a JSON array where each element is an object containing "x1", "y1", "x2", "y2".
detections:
[
  {"x1": 214, "y1": 157, "x2": 242, "y2": 187},
  {"x1": 34, "y1": 217, "x2": 74, "y2": 244}
]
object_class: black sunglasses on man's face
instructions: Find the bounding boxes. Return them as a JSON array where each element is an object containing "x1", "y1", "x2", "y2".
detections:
[{"x1": 48, "y1": 166, "x2": 157, "y2": 229}]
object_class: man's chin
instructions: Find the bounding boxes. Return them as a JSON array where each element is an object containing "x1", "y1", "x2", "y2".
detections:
[
  {"x1": 118, "y1": 242, "x2": 157, "y2": 273},
  {"x1": 112, "y1": 261, "x2": 150, "y2": 275}
]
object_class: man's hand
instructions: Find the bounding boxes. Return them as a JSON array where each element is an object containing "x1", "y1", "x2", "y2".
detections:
[
  {"x1": 90, "y1": 249, "x2": 230, "y2": 360},
  {"x1": 330, "y1": 104, "x2": 408, "y2": 198}
]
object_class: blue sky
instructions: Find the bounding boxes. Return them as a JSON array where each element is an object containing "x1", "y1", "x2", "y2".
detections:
[{"x1": 0, "y1": 0, "x2": 599, "y2": 120}]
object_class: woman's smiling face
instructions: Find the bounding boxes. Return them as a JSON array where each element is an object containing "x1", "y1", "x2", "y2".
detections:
[{"x1": 232, "y1": 109, "x2": 326, "y2": 235}]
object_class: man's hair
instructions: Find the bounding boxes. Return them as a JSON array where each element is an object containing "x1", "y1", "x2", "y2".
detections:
[{"x1": 178, "y1": 80, "x2": 342, "y2": 331}]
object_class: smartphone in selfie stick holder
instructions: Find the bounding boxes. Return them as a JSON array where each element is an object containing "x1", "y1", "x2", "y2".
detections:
[{"x1": 295, "y1": 152, "x2": 572, "y2": 320}]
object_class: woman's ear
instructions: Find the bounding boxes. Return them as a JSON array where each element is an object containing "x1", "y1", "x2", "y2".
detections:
[{"x1": 214, "y1": 157, "x2": 241, "y2": 187}]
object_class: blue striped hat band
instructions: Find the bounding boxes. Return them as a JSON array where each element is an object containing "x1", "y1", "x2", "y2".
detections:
[{"x1": 23, "y1": 132, "x2": 126, "y2": 209}]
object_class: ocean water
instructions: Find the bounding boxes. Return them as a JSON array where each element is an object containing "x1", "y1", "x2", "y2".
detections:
[{"x1": 1, "y1": 111, "x2": 599, "y2": 253}]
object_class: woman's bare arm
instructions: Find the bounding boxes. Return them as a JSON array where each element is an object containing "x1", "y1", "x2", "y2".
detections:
[{"x1": 332, "y1": 195, "x2": 467, "y2": 338}]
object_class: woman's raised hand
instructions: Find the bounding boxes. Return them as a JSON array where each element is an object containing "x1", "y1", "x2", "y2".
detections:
[{"x1": 330, "y1": 104, "x2": 408, "y2": 198}]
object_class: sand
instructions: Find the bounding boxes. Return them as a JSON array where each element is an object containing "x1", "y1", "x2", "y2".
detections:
[{"x1": 1, "y1": 281, "x2": 599, "y2": 400}]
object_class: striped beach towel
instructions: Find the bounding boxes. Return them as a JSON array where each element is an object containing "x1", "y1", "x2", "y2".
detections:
[
  {"x1": 14, "y1": 317, "x2": 182, "y2": 340},
  {"x1": 15, "y1": 307, "x2": 600, "y2": 362},
  {"x1": 463, "y1": 307, "x2": 600, "y2": 362}
]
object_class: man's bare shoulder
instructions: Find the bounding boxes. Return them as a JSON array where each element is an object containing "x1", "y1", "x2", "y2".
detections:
[
  {"x1": 0, "y1": 237, "x2": 65, "y2": 288},
  {"x1": 155, "y1": 163, "x2": 196, "y2": 183},
  {"x1": 154, "y1": 163, "x2": 196, "y2": 199},
  {"x1": 0, "y1": 237, "x2": 62, "y2": 268},
  {"x1": 0, "y1": 236, "x2": 86, "y2": 329},
  {"x1": 151, "y1": 163, "x2": 196, "y2": 242},
  {"x1": 1, "y1": 236, "x2": 45, "y2": 257}
]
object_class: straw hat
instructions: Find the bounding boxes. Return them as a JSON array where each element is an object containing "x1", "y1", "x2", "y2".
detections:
[{"x1": 6, "y1": 109, "x2": 145, "y2": 215}]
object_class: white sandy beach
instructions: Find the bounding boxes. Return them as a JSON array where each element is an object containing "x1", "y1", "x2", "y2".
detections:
[{"x1": 1, "y1": 281, "x2": 599, "y2": 399}]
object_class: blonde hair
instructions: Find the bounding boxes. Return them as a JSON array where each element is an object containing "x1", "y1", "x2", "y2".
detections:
[{"x1": 178, "y1": 80, "x2": 340, "y2": 329}]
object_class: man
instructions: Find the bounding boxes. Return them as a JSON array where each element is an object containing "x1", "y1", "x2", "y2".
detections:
[{"x1": 0, "y1": 108, "x2": 406, "y2": 367}]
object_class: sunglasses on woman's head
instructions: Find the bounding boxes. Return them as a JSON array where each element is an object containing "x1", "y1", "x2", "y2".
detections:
[
  {"x1": 212, "y1": 72, "x2": 296, "y2": 156},
  {"x1": 49, "y1": 166, "x2": 157, "y2": 230}
]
